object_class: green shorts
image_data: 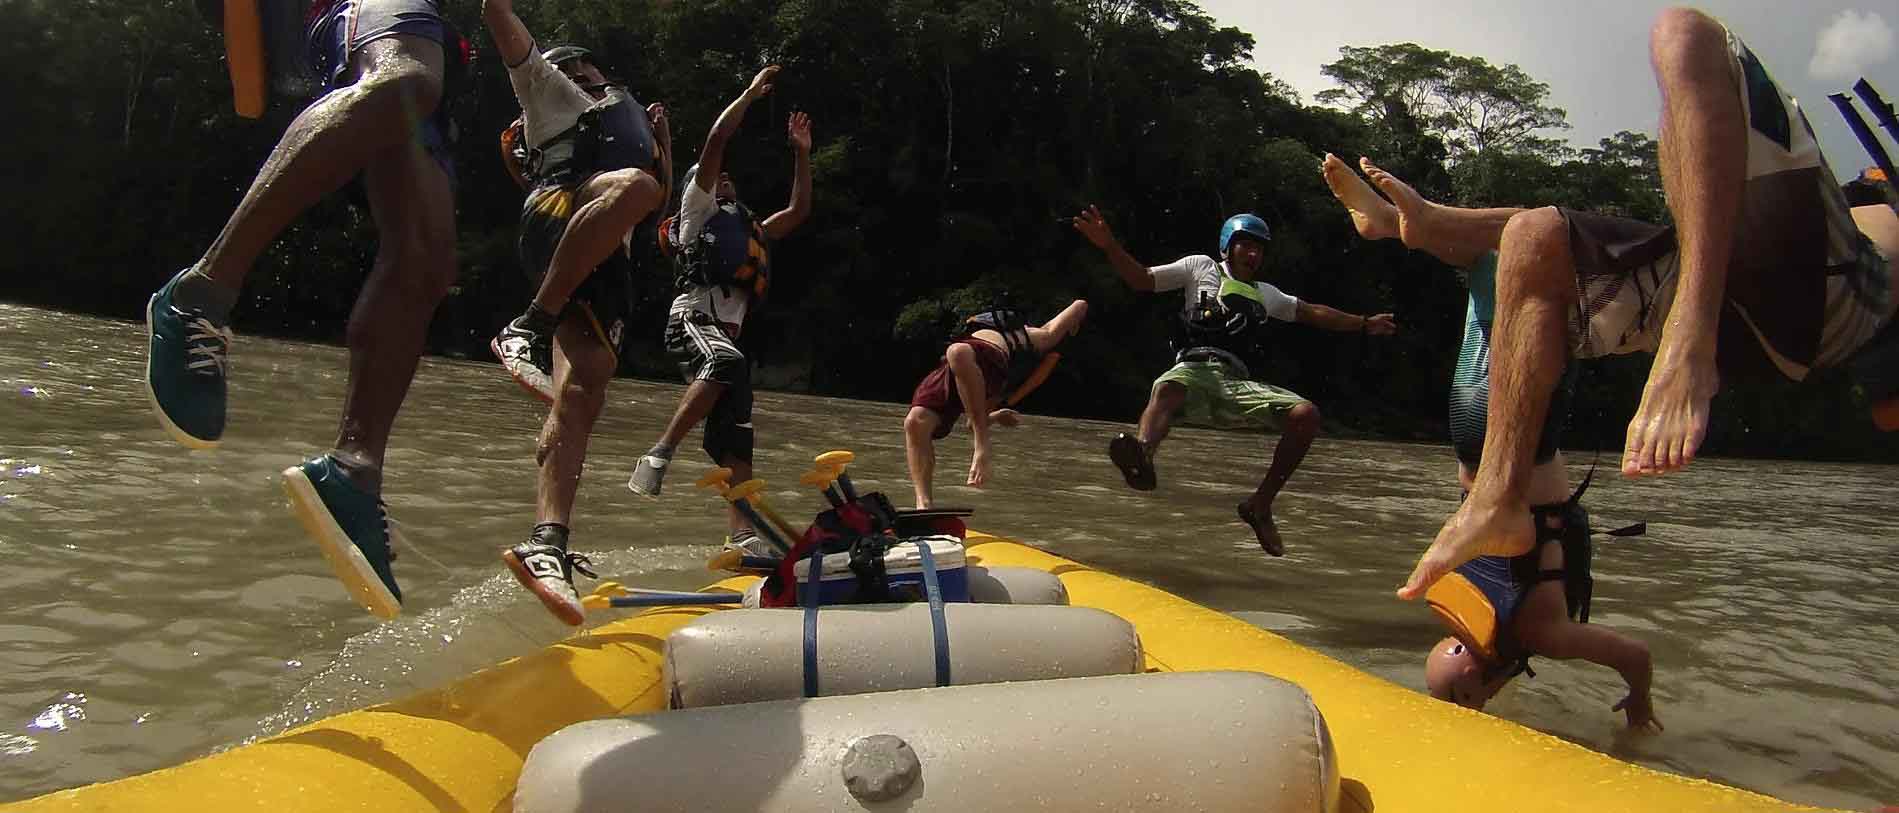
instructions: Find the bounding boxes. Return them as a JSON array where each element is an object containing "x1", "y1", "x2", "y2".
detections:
[{"x1": 1154, "y1": 361, "x2": 1307, "y2": 431}]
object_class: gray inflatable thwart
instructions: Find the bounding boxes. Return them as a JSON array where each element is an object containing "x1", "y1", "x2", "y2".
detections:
[
  {"x1": 665, "y1": 603, "x2": 1140, "y2": 708},
  {"x1": 517, "y1": 671, "x2": 1340, "y2": 812}
]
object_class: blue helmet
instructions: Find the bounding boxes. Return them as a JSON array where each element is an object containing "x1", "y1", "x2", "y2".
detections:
[{"x1": 1218, "y1": 214, "x2": 1271, "y2": 258}]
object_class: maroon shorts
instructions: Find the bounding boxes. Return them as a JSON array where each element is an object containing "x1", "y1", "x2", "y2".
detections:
[{"x1": 910, "y1": 338, "x2": 1009, "y2": 439}]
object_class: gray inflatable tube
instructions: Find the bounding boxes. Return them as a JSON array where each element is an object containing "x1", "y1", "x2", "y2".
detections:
[
  {"x1": 665, "y1": 603, "x2": 1140, "y2": 708},
  {"x1": 516, "y1": 671, "x2": 1341, "y2": 812}
]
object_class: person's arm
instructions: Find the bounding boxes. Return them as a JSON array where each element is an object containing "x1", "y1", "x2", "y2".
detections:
[
  {"x1": 481, "y1": 0, "x2": 534, "y2": 68},
  {"x1": 694, "y1": 66, "x2": 779, "y2": 194},
  {"x1": 1518, "y1": 604, "x2": 1661, "y2": 731},
  {"x1": 1293, "y1": 301, "x2": 1397, "y2": 335},
  {"x1": 1070, "y1": 205, "x2": 1157, "y2": 292},
  {"x1": 761, "y1": 112, "x2": 812, "y2": 240},
  {"x1": 648, "y1": 101, "x2": 673, "y2": 202}
]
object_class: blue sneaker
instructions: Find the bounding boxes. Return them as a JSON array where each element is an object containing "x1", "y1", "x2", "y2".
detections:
[
  {"x1": 144, "y1": 270, "x2": 232, "y2": 449},
  {"x1": 282, "y1": 455, "x2": 402, "y2": 620}
]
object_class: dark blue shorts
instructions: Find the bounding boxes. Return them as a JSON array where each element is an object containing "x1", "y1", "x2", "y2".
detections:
[{"x1": 306, "y1": 0, "x2": 460, "y2": 177}]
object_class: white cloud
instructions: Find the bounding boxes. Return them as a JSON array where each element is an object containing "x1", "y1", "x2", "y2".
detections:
[{"x1": 1808, "y1": 9, "x2": 1896, "y2": 80}]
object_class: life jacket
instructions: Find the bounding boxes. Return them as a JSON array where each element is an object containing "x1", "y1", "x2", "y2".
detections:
[
  {"x1": 1173, "y1": 276, "x2": 1271, "y2": 379},
  {"x1": 1425, "y1": 475, "x2": 1645, "y2": 680},
  {"x1": 955, "y1": 307, "x2": 1062, "y2": 407},
  {"x1": 506, "y1": 87, "x2": 657, "y2": 189},
  {"x1": 660, "y1": 200, "x2": 771, "y2": 301}
]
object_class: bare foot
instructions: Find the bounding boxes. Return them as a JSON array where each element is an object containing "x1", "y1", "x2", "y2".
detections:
[
  {"x1": 967, "y1": 446, "x2": 991, "y2": 488},
  {"x1": 1320, "y1": 153, "x2": 1397, "y2": 241},
  {"x1": 1397, "y1": 496, "x2": 1533, "y2": 600},
  {"x1": 1238, "y1": 500, "x2": 1284, "y2": 556},
  {"x1": 1359, "y1": 158, "x2": 1442, "y2": 252},
  {"x1": 1622, "y1": 347, "x2": 1719, "y2": 476}
]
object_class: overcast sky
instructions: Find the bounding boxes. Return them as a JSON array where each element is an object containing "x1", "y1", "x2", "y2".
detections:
[{"x1": 1195, "y1": 0, "x2": 1897, "y2": 182}]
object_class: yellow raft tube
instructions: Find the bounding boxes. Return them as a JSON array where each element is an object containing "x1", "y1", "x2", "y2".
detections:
[{"x1": 5, "y1": 535, "x2": 1834, "y2": 812}]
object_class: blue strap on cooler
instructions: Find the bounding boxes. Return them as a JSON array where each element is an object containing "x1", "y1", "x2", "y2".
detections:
[
  {"x1": 801, "y1": 547, "x2": 822, "y2": 698},
  {"x1": 915, "y1": 539, "x2": 952, "y2": 688}
]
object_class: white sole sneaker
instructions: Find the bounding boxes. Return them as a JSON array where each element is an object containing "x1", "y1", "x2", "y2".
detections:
[{"x1": 282, "y1": 465, "x2": 401, "y2": 621}]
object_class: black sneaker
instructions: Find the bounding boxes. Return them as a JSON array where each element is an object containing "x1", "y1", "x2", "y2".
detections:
[
  {"x1": 1109, "y1": 433, "x2": 1158, "y2": 491},
  {"x1": 502, "y1": 523, "x2": 596, "y2": 626},
  {"x1": 490, "y1": 316, "x2": 556, "y2": 403}
]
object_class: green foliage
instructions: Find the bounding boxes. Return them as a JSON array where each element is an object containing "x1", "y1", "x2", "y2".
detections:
[{"x1": 1, "y1": 0, "x2": 1890, "y2": 460}]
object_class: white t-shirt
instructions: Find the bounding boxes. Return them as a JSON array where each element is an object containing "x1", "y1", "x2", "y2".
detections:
[
  {"x1": 1149, "y1": 255, "x2": 1299, "y2": 322},
  {"x1": 669, "y1": 180, "x2": 752, "y2": 328},
  {"x1": 506, "y1": 46, "x2": 598, "y2": 149}
]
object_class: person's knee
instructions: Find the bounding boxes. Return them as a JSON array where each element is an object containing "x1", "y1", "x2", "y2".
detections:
[
  {"x1": 945, "y1": 341, "x2": 975, "y2": 366},
  {"x1": 1498, "y1": 208, "x2": 1571, "y2": 275},
  {"x1": 384, "y1": 227, "x2": 458, "y2": 300},
  {"x1": 904, "y1": 408, "x2": 939, "y2": 439},
  {"x1": 1286, "y1": 401, "x2": 1321, "y2": 435},
  {"x1": 588, "y1": 169, "x2": 663, "y2": 228},
  {"x1": 1650, "y1": 7, "x2": 1726, "y2": 69},
  {"x1": 560, "y1": 346, "x2": 616, "y2": 405},
  {"x1": 1153, "y1": 381, "x2": 1187, "y2": 408}
]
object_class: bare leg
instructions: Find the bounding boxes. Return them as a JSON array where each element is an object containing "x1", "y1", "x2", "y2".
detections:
[
  {"x1": 199, "y1": 36, "x2": 446, "y2": 289},
  {"x1": 903, "y1": 407, "x2": 942, "y2": 508},
  {"x1": 1025, "y1": 299, "x2": 1089, "y2": 354},
  {"x1": 946, "y1": 343, "x2": 994, "y2": 488},
  {"x1": 1138, "y1": 381, "x2": 1187, "y2": 452},
  {"x1": 1458, "y1": 454, "x2": 1575, "y2": 506},
  {"x1": 1623, "y1": 7, "x2": 1744, "y2": 476},
  {"x1": 532, "y1": 168, "x2": 664, "y2": 314},
  {"x1": 1359, "y1": 159, "x2": 1520, "y2": 268},
  {"x1": 327, "y1": 114, "x2": 458, "y2": 492},
  {"x1": 657, "y1": 379, "x2": 727, "y2": 447},
  {"x1": 722, "y1": 456, "x2": 753, "y2": 533},
  {"x1": 536, "y1": 317, "x2": 615, "y2": 525},
  {"x1": 1401, "y1": 207, "x2": 1576, "y2": 599},
  {"x1": 1239, "y1": 401, "x2": 1321, "y2": 555}
]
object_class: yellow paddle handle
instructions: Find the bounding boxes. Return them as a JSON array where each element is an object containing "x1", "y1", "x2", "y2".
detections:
[
  {"x1": 815, "y1": 450, "x2": 855, "y2": 468},
  {"x1": 696, "y1": 467, "x2": 735, "y2": 490},
  {"x1": 725, "y1": 479, "x2": 766, "y2": 502}
]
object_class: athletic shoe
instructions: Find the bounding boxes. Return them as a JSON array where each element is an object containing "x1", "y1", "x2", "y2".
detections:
[
  {"x1": 490, "y1": 317, "x2": 556, "y2": 403},
  {"x1": 145, "y1": 269, "x2": 232, "y2": 449},
  {"x1": 626, "y1": 454, "x2": 669, "y2": 496},
  {"x1": 502, "y1": 524, "x2": 597, "y2": 626},
  {"x1": 282, "y1": 455, "x2": 402, "y2": 620},
  {"x1": 1108, "y1": 433, "x2": 1158, "y2": 491},
  {"x1": 721, "y1": 528, "x2": 780, "y2": 560}
]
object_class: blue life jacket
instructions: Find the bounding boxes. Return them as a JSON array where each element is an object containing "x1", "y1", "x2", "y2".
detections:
[
  {"x1": 521, "y1": 87, "x2": 657, "y2": 187},
  {"x1": 665, "y1": 200, "x2": 771, "y2": 301}
]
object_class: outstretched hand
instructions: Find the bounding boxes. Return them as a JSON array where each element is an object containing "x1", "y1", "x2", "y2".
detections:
[
  {"x1": 1070, "y1": 205, "x2": 1118, "y2": 250},
  {"x1": 746, "y1": 65, "x2": 781, "y2": 99},
  {"x1": 647, "y1": 102, "x2": 670, "y2": 143},
  {"x1": 1364, "y1": 313, "x2": 1398, "y2": 336},
  {"x1": 1612, "y1": 693, "x2": 1664, "y2": 733},
  {"x1": 787, "y1": 111, "x2": 812, "y2": 152}
]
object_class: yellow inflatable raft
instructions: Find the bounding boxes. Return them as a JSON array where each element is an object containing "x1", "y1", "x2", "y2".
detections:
[{"x1": 3, "y1": 534, "x2": 1836, "y2": 812}]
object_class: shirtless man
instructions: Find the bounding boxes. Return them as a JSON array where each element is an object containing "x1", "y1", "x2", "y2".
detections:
[
  {"x1": 903, "y1": 300, "x2": 1088, "y2": 508},
  {"x1": 1392, "y1": 8, "x2": 1899, "y2": 600},
  {"x1": 1322, "y1": 154, "x2": 1658, "y2": 730}
]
